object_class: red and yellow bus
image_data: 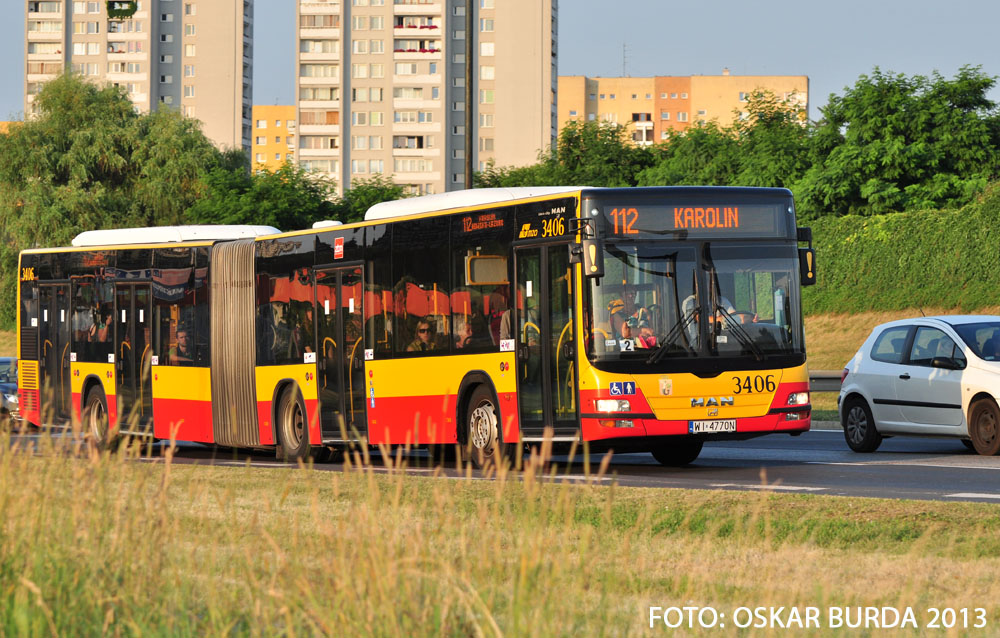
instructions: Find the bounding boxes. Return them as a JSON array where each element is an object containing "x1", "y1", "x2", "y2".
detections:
[{"x1": 15, "y1": 186, "x2": 816, "y2": 466}]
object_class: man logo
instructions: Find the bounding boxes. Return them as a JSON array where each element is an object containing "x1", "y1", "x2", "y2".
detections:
[
  {"x1": 519, "y1": 223, "x2": 538, "y2": 239},
  {"x1": 690, "y1": 396, "x2": 734, "y2": 408}
]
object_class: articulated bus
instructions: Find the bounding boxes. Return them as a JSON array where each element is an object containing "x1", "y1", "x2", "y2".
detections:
[{"x1": 15, "y1": 186, "x2": 816, "y2": 466}]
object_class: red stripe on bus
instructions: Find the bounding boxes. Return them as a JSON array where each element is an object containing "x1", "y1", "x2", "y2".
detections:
[
  {"x1": 256, "y1": 401, "x2": 275, "y2": 445},
  {"x1": 152, "y1": 398, "x2": 214, "y2": 443},
  {"x1": 368, "y1": 394, "x2": 460, "y2": 445}
]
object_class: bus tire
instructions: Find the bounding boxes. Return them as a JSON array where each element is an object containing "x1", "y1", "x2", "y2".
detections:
[
  {"x1": 842, "y1": 396, "x2": 881, "y2": 453},
  {"x1": 460, "y1": 385, "x2": 507, "y2": 469},
  {"x1": 84, "y1": 387, "x2": 116, "y2": 451},
  {"x1": 277, "y1": 387, "x2": 311, "y2": 462},
  {"x1": 651, "y1": 437, "x2": 703, "y2": 466}
]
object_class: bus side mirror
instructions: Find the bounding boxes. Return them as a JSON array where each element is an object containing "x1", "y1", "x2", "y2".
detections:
[
  {"x1": 799, "y1": 248, "x2": 816, "y2": 286},
  {"x1": 581, "y1": 238, "x2": 604, "y2": 279}
]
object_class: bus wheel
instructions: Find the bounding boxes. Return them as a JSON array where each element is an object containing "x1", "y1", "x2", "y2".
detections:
[
  {"x1": 277, "y1": 387, "x2": 311, "y2": 462},
  {"x1": 461, "y1": 385, "x2": 507, "y2": 469},
  {"x1": 969, "y1": 397, "x2": 1000, "y2": 456},
  {"x1": 84, "y1": 387, "x2": 115, "y2": 451},
  {"x1": 651, "y1": 437, "x2": 703, "y2": 466}
]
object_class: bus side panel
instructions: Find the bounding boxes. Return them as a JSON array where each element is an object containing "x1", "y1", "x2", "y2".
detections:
[
  {"x1": 151, "y1": 366, "x2": 214, "y2": 442},
  {"x1": 70, "y1": 362, "x2": 117, "y2": 426},
  {"x1": 255, "y1": 364, "x2": 319, "y2": 447},
  {"x1": 18, "y1": 361, "x2": 40, "y2": 427},
  {"x1": 365, "y1": 353, "x2": 518, "y2": 445}
]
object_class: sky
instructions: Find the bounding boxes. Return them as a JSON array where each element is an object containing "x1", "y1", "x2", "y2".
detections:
[{"x1": 2, "y1": 0, "x2": 999, "y2": 123}]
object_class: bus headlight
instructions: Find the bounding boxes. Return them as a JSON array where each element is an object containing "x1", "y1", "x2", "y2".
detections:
[
  {"x1": 3, "y1": 394, "x2": 17, "y2": 405},
  {"x1": 787, "y1": 392, "x2": 809, "y2": 406},
  {"x1": 596, "y1": 399, "x2": 630, "y2": 413}
]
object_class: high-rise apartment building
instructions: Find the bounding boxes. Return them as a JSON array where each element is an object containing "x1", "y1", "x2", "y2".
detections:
[
  {"x1": 559, "y1": 71, "x2": 808, "y2": 145},
  {"x1": 252, "y1": 105, "x2": 297, "y2": 171},
  {"x1": 295, "y1": 0, "x2": 556, "y2": 195},
  {"x1": 24, "y1": 0, "x2": 253, "y2": 151}
]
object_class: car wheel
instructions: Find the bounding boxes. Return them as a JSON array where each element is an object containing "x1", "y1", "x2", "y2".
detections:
[
  {"x1": 651, "y1": 437, "x2": 704, "y2": 466},
  {"x1": 969, "y1": 398, "x2": 1000, "y2": 456},
  {"x1": 842, "y1": 397, "x2": 882, "y2": 453}
]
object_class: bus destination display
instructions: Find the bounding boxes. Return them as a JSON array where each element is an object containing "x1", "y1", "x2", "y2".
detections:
[{"x1": 597, "y1": 200, "x2": 791, "y2": 240}]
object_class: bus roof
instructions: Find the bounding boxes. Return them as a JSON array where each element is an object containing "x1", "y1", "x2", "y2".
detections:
[
  {"x1": 71, "y1": 225, "x2": 282, "y2": 247},
  {"x1": 363, "y1": 187, "x2": 585, "y2": 221}
]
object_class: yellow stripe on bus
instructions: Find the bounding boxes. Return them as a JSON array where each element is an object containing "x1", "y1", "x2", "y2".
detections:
[
  {"x1": 255, "y1": 364, "x2": 318, "y2": 402},
  {"x1": 367, "y1": 352, "x2": 517, "y2": 398},
  {"x1": 71, "y1": 362, "x2": 116, "y2": 397},
  {"x1": 152, "y1": 366, "x2": 212, "y2": 402}
]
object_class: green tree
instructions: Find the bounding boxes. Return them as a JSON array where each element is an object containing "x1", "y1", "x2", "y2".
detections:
[
  {"x1": 636, "y1": 122, "x2": 740, "y2": 186},
  {"x1": 795, "y1": 66, "x2": 1000, "y2": 218},
  {"x1": 475, "y1": 120, "x2": 655, "y2": 187},
  {"x1": 330, "y1": 174, "x2": 409, "y2": 224},
  {"x1": 185, "y1": 161, "x2": 339, "y2": 231},
  {"x1": 0, "y1": 73, "x2": 225, "y2": 327}
]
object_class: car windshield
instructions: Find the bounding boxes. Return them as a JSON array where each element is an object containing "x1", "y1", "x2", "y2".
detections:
[
  {"x1": 951, "y1": 322, "x2": 1000, "y2": 361},
  {"x1": 584, "y1": 241, "x2": 804, "y2": 372},
  {"x1": 0, "y1": 360, "x2": 14, "y2": 383}
]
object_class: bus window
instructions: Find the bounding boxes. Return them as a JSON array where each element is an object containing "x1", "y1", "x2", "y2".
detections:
[
  {"x1": 451, "y1": 207, "x2": 512, "y2": 352},
  {"x1": 392, "y1": 216, "x2": 450, "y2": 355}
]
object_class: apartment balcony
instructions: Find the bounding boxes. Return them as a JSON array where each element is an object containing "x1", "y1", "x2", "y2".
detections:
[
  {"x1": 393, "y1": 51, "x2": 443, "y2": 61},
  {"x1": 393, "y1": 2, "x2": 442, "y2": 15},
  {"x1": 392, "y1": 147, "x2": 440, "y2": 157},
  {"x1": 299, "y1": 148, "x2": 341, "y2": 158},
  {"x1": 298, "y1": 28, "x2": 341, "y2": 39},
  {"x1": 634, "y1": 120, "x2": 654, "y2": 129},
  {"x1": 299, "y1": 3, "x2": 343, "y2": 15},
  {"x1": 297, "y1": 99, "x2": 341, "y2": 110},
  {"x1": 300, "y1": 124, "x2": 341, "y2": 134},
  {"x1": 393, "y1": 171, "x2": 442, "y2": 181},
  {"x1": 299, "y1": 52, "x2": 341, "y2": 62},
  {"x1": 391, "y1": 122, "x2": 442, "y2": 133},
  {"x1": 393, "y1": 24, "x2": 441, "y2": 33}
]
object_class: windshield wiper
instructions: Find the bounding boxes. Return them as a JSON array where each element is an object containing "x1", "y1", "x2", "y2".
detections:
[
  {"x1": 715, "y1": 304, "x2": 763, "y2": 361},
  {"x1": 646, "y1": 307, "x2": 698, "y2": 364}
]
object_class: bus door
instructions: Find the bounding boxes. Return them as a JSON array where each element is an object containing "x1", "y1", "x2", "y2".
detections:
[
  {"x1": 314, "y1": 265, "x2": 367, "y2": 442},
  {"x1": 514, "y1": 244, "x2": 578, "y2": 439},
  {"x1": 114, "y1": 284, "x2": 153, "y2": 431},
  {"x1": 37, "y1": 284, "x2": 71, "y2": 422}
]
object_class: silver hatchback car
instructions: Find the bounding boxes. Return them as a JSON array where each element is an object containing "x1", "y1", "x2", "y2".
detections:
[{"x1": 839, "y1": 316, "x2": 1000, "y2": 455}]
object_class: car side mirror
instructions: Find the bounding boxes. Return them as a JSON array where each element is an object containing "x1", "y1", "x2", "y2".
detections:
[{"x1": 931, "y1": 356, "x2": 965, "y2": 370}]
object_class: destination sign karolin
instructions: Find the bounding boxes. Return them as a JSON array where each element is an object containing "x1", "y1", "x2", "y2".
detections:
[{"x1": 673, "y1": 206, "x2": 739, "y2": 229}]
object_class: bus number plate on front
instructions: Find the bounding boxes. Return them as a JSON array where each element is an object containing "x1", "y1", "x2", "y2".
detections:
[{"x1": 688, "y1": 419, "x2": 736, "y2": 434}]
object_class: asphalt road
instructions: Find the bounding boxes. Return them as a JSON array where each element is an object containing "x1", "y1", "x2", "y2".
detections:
[{"x1": 10, "y1": 424, "x2": 1000, "y2": 504}]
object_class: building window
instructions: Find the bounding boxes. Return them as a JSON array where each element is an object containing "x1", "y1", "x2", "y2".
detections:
[
  {"x1": 697, "y1": 109, "x2": 706, "y2": 116},
  {"x1": 568, "y1": 110, "x2": 577, "y2": 117},
  {"x1": 255, "y1": 136, "x2": 265, "y2": 145},
  {"x1": 631, "y1": 94, "x2": 637, "y2": 99},
  {"x1": 479, "y1": 18, "x2": 493, "y2": 32},
  {"x1": 453, "y1": 102, "x2": 465, "y2": 111},
  {"x1": 184, "y1": 64, "x2": 195, "y2": 77},
  {"x1": 352, "y1": 16, "x2": 367, "y2": 30},
  {"x1": 480, "y1": 65, "x2": 494, "y2": 80},
  {"x1": 660, "y1": 110, "x2": 670, "y2": 120},
  {"x1": 481, "y1": 42, "x2": 494, "y2": 57},
  {"x1": 160, "y1": 13, "x2": 172, "y2": 22},
  {"x1": 353, "y1": 39, "x2": 368, "y2": 54},
  {"x1": 369, "y1": 159, "x2": 383, "y2": 173},
  {"x1": 160, "y1": 34, "x2": 173, "y2": 42},
  {"x1": 739, "y1": 92, "x2": 749, "y2": 102},
  {"x1": 480, "y1": 0, "x2": 494, "y2": 7},
  {"x1": 609, "y1": 94, "x2": 616, "y2": 100},
  {"x1": 677, "y1": 112, "x2": 688, "y2": 122},
  {"x1": 183, "y1": 85, "x2": 195, "y2": 98},
  {"x1": 160, "y1": 75, "x2": 173, "y2": 84},
  {"x1": 599, "y1": 94, "x2": 605, "y2": 100},
  {"x1": 680, "y1": 93, "x2": 688, "y2": 99},
  {"x1": 479, "y1": 138, "x2": 493, "y2": 152},
  {"x1": 184, "y1": 44, "x2": 195, "y2": 57},
  {"x1": 255, "y1": 153, "x2": 264, "y2": 162},
  {"x1": 479, "y1": 89, "x2": 494, "y2": 104},
  {"x1": 161, "y1": 54, "x2": 173, "y2": 63},
  {"x1": 184, "y1": 23, "x2": 195, "y2": 35},
  {"x1": 479, "y1": 113, "x2": 494, "y2": 127},
  {"x1": 256, "y1": 120, "x2": 267, "y2": 128},
  {"x1": 351, "y1": 160, "x2": 367, "y2": 174},
  {"x1": 670, "y1": 93, "x2": 677, "y2": 99},
  {"x1": 453, "y1": 29, "x2": 465, "y2": 39},
  {"x1": 645, "y1": 93, "x2": 652, "y2": 99},
  {"x1": 184, "y1": 3, "x2": 195, "y2": 15}
]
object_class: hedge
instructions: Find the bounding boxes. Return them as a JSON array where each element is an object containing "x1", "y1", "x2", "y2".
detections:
[{"x1": 802, "y1": 184, "x2": 1000, "y2": 315}]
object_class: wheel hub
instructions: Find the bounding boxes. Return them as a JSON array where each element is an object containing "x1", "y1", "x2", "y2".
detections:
[
  {"x1": 469, "y1": 403, "x2": 497, "y2": 454},
  {"x1": 846, "y1": 406, "x2": 866, "y2": 443}
]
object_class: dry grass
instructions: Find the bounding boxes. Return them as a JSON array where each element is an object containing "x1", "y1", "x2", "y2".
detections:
[
  {"x1": 804, "y1": 306, "x2": 1000, "y2": 371},
  {"x1": 2, "y1": 433, "x2": 1000, "y2": 636},
  {"x1": 0, "y1": 330, "x2": 12, "y2": 357}
]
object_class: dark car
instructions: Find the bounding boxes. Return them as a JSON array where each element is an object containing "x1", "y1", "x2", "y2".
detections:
[{"x1": 0, "y1": 357, "x2": 17, "y2": 417}]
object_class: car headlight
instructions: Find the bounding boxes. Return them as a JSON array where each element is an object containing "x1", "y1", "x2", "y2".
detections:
[
  {"x1": 3, "y1": 394, "x2": 16, "y2": 405},
  {"x1": 596, "y1": 399, "x2": 630, "y2": 412},
  {"x1": 787, "y1": 392, "x2": 809, "y2": 406}
]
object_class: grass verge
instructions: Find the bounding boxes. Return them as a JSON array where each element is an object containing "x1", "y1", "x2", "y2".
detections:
[{"x1": 1, "y1": 433, "x2": 999, "y2": 636}]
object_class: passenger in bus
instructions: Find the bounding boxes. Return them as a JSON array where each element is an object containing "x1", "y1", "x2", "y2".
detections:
[
  {"x1": 609, "y1": 291, "x2": 652, "y2": 342},
  {"x1": 169, "y1": 324, "x2": 195, "y2": 364},
  {"x1": 454, "y1": 318, "x2": 474, "y2": 349},
  {"x1": 88, "y1": 308, "x2": 111, "y2": 343},
  {"x1": 407, "y1": 320, "x2": 438, "y2": 352},
  {"x1": 288, "y1": 307, "x2": 315, "y2": 360}
]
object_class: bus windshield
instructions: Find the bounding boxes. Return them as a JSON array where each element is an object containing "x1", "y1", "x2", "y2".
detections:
[{"x1": 585, "y1": 241, "x2": 804, "y2": 372}]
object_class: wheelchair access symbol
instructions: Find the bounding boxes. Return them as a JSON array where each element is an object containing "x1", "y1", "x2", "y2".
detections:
[{"x1": 609, "y1": 382, "x2": 636, "y2": 396}]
